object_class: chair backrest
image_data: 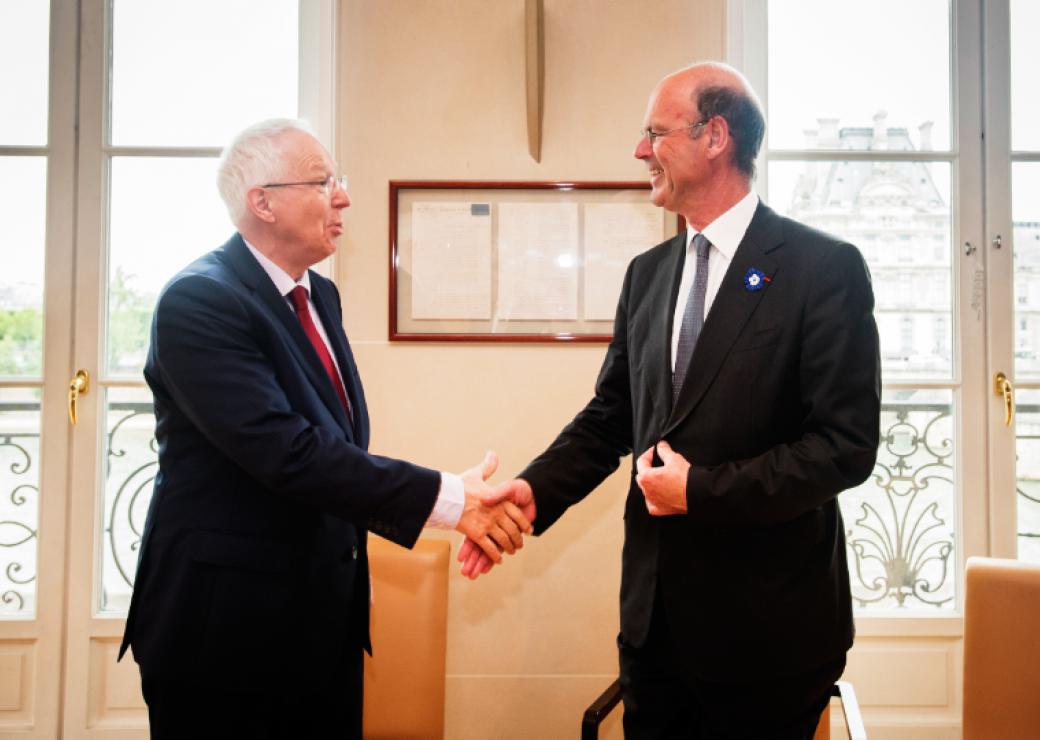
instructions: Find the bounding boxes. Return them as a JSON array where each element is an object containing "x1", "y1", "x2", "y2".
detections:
[
  {"x1": 363, "y1": 537, "x2": 450, "y2": 740},
  {"x1": 963, "y1": 556, "x2": 1040, "y2": 739},
  {"x1": 812, "y1": 704, "x2": 831, "y2": 740}
]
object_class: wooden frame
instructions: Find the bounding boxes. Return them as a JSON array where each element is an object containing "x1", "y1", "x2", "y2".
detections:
[{"x1": 389, "y1": 180, "x2": 682, "y2": 342}]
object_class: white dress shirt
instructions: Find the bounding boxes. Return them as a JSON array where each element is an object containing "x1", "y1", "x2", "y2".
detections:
[
  {"x1": 670, "y1": 190, "x2": 760, "y2": 372},
  {"x1": 244, "y1": 239, "x2": 464, "y2": 528}
]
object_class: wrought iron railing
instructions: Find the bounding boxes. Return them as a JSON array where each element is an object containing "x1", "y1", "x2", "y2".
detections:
[
  {"x1": 845, "y1": 401, "x2": 955, "y2": 608},
  {"x1": 0, "y1": 401, "x2": 41, "y2": 613},
  {"x1": 3, "y1": 399, "x2": 1040, "y2": 614},
  {"x1": 104, "y1": 402, "x2": 158, "y2": 589},
  {"x1": 1015, "y1": 427, "x2": 1040, "y2": 542}
]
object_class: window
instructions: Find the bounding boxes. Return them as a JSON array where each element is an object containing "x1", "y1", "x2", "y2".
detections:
[
  {"x1": 936, "y1": 316, "x2": 950, "y2": 357},
  {"x1": 0, "y1": 2, "x2": 50, "y2": 618},
  {"x1": 1010, "y1": 0, "x2": 1040, "y2": 559},
  {"x1": 740, "y1": 0, "x2": 959, "y2": 611},
  {"x1": 71, "y1": 0, "x2": 334, "y2": 615},
  {"x1": 6, "y1": 1, "x2": 335, "y2": 728},
  {"x1": 736, "y1": 0, "x2": 1039, "y2": 619}
]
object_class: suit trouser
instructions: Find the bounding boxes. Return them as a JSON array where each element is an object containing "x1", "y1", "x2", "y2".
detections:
[
  {"x1": 618, "y1": 593, "x2": 845, "y2": 740},
  {"x1": 140, "y1": 649, "x2": 364, "y2": 740}
]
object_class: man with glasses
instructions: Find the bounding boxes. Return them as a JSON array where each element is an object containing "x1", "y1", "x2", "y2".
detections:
[
  {"x1": 468, "y1": 62, "x2": 881, "y2": 738},
  {"x1": 119, "y1": 118, "x2": 531, "y2": 739}
]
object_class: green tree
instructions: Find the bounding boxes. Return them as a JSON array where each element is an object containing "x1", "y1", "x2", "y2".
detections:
[
  {"x1": 0, "y1": 270, "x2": 155, "y2": 378},
  {"x1": 0, "y1": 307, "x2": 43, "y2": 376},
  {"x1": 108, "y1": 267, "x2": 155, "y2": 376}
]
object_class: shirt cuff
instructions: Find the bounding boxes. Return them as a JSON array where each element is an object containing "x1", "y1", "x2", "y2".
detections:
[{"x1": 426, "y1": 471, "x2": 465, "y2": 529}]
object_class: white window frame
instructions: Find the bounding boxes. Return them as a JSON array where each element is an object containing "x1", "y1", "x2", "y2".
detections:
[{"x1": 726, "y1": 0, "x2": 990, "y2": 637}]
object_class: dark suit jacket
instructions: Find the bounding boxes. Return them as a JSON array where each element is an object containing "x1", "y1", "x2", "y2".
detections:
[
  {"x1": 521, "y1": 201, "x2": 881, "y2": 683},
  {"x1": 119, "y1": 233, "x2": 440, "y2": 692}
]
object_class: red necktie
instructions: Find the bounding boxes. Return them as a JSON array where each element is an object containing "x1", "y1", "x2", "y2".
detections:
[{"x1": 289, "y1": 285, "x2": 353, "y2": 423}]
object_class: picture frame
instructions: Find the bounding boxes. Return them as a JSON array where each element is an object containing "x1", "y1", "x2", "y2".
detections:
[{"x1": 389, "y1": 180, "x2": 682, "y2": 342}]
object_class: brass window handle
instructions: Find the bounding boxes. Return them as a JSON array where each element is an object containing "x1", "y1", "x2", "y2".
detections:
[
  {"x1": 68, "y1": 369, "x2": 89, "y2": 425},
  {"x1": 994, "y1": 372, "x2": 1013, "y2": 427}
]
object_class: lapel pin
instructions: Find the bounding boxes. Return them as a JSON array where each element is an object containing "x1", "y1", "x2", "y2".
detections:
[{"x1": 744, "y1": 267, "x2": 771, "y2": 292}]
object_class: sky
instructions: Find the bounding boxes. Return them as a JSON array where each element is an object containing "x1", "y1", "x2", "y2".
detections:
[
  {"x1": 767, "y1": 0, "x2": 952, "y2": 152},
  {"x1": 0, "y1": 2, "x2": 49, "y2": 306}
]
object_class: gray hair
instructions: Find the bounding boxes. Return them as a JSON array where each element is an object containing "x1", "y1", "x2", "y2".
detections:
[
  {"x1": 694, "y1": 85, "x2": 765, "y2": 179},
  {"x1": 216, "y1": 118, "x2": 316, "y2": 226}
]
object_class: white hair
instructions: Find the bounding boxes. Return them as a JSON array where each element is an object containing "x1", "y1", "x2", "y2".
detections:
[{"x1": 216, "y1": 118, "x2": 317, "y2": 227}]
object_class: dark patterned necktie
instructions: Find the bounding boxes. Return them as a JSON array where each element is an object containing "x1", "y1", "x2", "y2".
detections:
[
  {"x1": 672, "y1": 233, "x2": 711, "y2": 402},
  {"x1": 289, "y1": 285, "x2": 353, "y2": 424}
]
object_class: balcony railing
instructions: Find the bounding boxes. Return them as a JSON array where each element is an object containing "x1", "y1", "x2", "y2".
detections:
[{"x1": 3, "y1": 399, "x2": 1040, "y2": 614}]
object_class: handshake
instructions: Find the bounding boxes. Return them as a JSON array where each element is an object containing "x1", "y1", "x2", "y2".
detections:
[
  {"x1": 452, "y1": 440, "x2": 692, "y2": 580},
  {"x1": 452, "y1": 451, "x2": 536, "y2": 581}
]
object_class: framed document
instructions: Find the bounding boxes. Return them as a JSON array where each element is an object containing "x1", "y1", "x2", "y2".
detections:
[{"x1": 390, "y1": 181, "x2": 682, "y2": 342}]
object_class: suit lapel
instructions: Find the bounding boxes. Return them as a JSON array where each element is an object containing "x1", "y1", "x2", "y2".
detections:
[
  {"x1": 310, "y1": 275, "x2": 369, "y2": 449},
  {"x1": 644, "y1": 233, "x2": 688, "y2": 427},
  {"x1": 663, "y1": 202, "x2": 784, "y2": 436},
  {"x1": 221, "y1": 235, "x2": 354, "y2": 438}
]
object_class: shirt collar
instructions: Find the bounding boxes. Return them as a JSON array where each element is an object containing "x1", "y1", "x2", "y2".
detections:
[
  {"x1": 684, "y1": 189, "x2": 760, "y2": 261},
  {"x1": 243, "y1": 237, "x2": 312, "y2": 299}
]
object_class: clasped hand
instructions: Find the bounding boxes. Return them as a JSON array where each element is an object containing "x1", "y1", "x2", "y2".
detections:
[
  {"x1": 635, "y1": 440, "x2": 690, "y2": 516},
  {"x1": 454, "y1": 451, "x2": 534, "y2": 567},
  {"x1": 456, "y1": 477, "x2": 536, "y2": 580},
  {"x1": 453, "y1": 441, "x2": 689, "y2": 580}
]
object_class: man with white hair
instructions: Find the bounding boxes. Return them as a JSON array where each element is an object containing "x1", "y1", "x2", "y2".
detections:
[{"x1": 119, "y1": 119, "x2": 531, "y2": 738}]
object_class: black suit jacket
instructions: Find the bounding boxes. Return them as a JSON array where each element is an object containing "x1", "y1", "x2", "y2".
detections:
[
  {"x1": 119, "y1": 234, "x2": 440, "y2": 692},
  {"x1": 521, "y1": 201, "x2": 881, "y2": 683}
]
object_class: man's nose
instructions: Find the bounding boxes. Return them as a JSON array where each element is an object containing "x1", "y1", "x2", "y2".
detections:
[
  {"x1": 333, "y1": 190, "x2": 351, "y2": 208},
  {"x1": 634, "y1": 135, "x2": 652, "y2": 160}
]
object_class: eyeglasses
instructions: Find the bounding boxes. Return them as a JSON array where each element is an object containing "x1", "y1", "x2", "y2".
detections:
[
  {"x1": 261, "y1": 174, "x2": 348, "y2": 198},
  {"x1": 639, "y1": 119, "x2": 710, "y2": 146}
]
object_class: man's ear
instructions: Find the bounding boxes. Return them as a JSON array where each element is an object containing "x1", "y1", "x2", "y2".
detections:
[
  {"x1": 705, "y1": 116, "x2": 731, "y2": 162},
  {"x1": 246, "y1": 186, "x2": 276, "y2": 224}
]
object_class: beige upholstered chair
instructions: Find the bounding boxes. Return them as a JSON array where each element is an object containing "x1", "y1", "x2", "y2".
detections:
[
  {"x1": 363, "y1": 537, "x2": 449, "y2": 740},
  {"x1": 963, "y1": 556, "x2": 1040, "y2": 740}
]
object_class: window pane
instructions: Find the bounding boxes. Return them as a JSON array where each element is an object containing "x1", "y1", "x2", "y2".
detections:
[
  {"x1": 107, "y1": 156, "x2": 233, "y2": 377},
  {"x1": 842, "y1": 388, "x2": 956, "y2": 611},
  {"x1": 767, "y1": 0, "x2": 951, "y2": 151},
  {"x1": 1013, "y1": 163, "x2": 1040, "y2": 379},
  {"x1": 1017, "y1": 389, "x2": 1040, "y2": 563},
  {"x1": 1011, "y1": 0, "x2": 1040, "y2": 151},
  {"x1": 110, "y1": 0, "x2": 299, "y2": 146},
  {"x1": 769, "y1": 160, "x2": 953, "y2": 380},
  {"x1": 0, "y1": 3, "x2": 49, "y2": 145},
  {"x1": 0, "y1": 158, "x2": 46, "y2": 378},
  {"x1": 99, "y1": 387, "x2": 155, "y2": 614},
  {"x1": 0, "y1": 388, "x2": 41, "y2": 619}
]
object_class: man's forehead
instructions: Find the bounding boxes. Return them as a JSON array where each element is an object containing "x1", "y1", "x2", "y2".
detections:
[
  {"x1": 645, "y1": 80, "x2": 695, "y2": 122},
  {"x1": 281, "y1": 130, "x2": 335, "y2": 172}
]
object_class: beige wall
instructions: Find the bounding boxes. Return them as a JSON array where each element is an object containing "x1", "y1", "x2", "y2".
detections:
[{"x1": 336, "y1": 1, "x2": 724, "y2": 737}]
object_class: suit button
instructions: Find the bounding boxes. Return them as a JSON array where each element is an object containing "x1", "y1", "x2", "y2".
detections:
[{"x1": 352, "y1": 546, "x2": 358, "y2": 560}]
